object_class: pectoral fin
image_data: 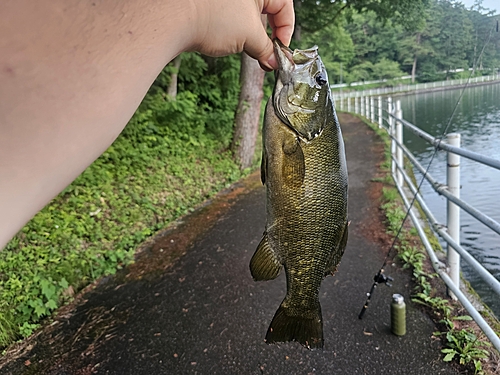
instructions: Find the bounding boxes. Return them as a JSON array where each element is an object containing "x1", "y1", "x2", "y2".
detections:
[
  {"x1": 260, "y1": 148, "x2": 267, "y2": 185},
  {"x1": 250, "y1": 234, "x2": 281, "y2": 281},
  {"x1": 282, "y1": 137, "x2": 305, "y2": 188}
]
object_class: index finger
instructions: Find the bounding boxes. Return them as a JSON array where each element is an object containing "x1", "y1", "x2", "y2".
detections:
[{"x1": 263, "y1": 0, "x2": 295, "y2": 46}]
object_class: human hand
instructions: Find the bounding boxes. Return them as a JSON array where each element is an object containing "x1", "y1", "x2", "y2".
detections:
[
  {"x1": 189, "y1": 0, "x2": 294, "y2": 70},
  {"x1": 0, "y1": 0, "x2": 294, "y2": 249}
]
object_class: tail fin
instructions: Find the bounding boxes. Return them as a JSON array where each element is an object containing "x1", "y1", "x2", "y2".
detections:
[{"x1": 265, "y1": 303, "x2": 323, "y2": 349}]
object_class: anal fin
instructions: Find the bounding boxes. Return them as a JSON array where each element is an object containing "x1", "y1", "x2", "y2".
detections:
[
  {"x1": 324, "y1": 220, "x2": 349, "y2": 277},
  {"x1": 249, "y1": 234, "x2": 281, "y2": 281}
]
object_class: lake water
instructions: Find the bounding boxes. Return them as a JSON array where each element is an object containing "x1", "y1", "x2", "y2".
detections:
[{"x1": 398, "y1": 83, "x2": 500, "y2": 318}]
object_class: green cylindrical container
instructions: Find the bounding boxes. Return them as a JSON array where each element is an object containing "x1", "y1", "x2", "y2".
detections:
[{"x1": 391, "y1": 294, "x2": 406, "y2": 336}]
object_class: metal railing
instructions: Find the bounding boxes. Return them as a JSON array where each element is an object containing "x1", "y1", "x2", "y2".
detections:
[
  {"x1": 332, "y1": 73, "x2": 500, "y2": 104},
  {"x1": 341, "y1": 94, "x2": 500, "y2": 352}
]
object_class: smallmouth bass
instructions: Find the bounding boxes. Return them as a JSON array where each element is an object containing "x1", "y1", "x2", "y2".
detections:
[{"x1": 250, "y1": 39, "x2": 348, "y2": 349}]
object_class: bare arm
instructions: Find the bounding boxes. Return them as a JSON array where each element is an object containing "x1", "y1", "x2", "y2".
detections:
[{"x1": 0, "y1": 0, "x2": 294, "y2": 248}]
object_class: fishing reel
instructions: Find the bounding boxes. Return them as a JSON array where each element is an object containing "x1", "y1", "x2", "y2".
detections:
[
  {"x1": 358, "y1": 270, "x2": 393, "y2": 319},
  {"x1": 373, "y1": 271, "x2": 393, "y2": 287}
]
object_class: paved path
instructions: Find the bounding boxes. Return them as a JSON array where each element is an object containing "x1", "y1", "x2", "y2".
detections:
[{"x1": 1, "y1": 114, "x2": 462, "y2": 375}]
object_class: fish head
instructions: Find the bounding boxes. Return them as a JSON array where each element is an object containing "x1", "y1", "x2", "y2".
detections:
[{"x1": 273, "y1": 39, "x2": 331, "y2": 142}]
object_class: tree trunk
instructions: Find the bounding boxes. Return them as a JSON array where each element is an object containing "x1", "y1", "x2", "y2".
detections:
[
  {"x1": 294, "y1": 24, "x2": 302, "y2": 42},
  {"x1": 472, "y1": 32, "x2": 477, "y2": 75},
  {"x1": 167, "y1": 55, "x2": 182, "y2": 99},
  {"x1": 411, "y1": 33, "x2": 420, "y2": 84},
  {"x1": 411, "y1": 56, "x2": 417, "y2": 84},
  {"x1": 231, "y1": 52, "x2": 266, "y2": 170},
  {"x1": 293, "y1": 0, "x2": 301, "y2": 42}
]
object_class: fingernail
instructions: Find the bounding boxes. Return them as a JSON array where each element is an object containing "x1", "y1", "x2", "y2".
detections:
[
  {"x1": 259, "y1": 56, "x2": 274, "y2": 72},
  {"x1": 267, "y1": 54, "x2": 277, "y2": 70},
  {"x1": 259, "y1": 63, "x2": 273, "y2": 72}
]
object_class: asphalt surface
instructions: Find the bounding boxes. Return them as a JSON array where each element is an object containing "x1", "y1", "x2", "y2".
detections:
[{"x1": 0, "y1": 113, "x2": 462, "y2": 375}]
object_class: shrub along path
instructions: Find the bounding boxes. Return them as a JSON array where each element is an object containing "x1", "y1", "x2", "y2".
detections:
[{"x1": 0, "y1": 113, "x2": 463, "y2": 374}]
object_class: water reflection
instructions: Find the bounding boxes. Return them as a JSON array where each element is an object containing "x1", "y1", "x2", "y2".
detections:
[{"x1": 399, "y1": 83, "x2": 500, "y2": 317}]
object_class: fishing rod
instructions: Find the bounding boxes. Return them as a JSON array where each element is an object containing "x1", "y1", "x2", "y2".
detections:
[{"x1": 358, "y1": 18, "x2": 499, "y2": 320}]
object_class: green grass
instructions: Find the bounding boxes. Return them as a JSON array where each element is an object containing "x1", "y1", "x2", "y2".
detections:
[{"x1": 0, "y1": 137, "x2": 243, "y2": 346}]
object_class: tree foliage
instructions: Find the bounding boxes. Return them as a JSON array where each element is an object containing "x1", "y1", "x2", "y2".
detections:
[
  {"x1": 295, "y1": 0, "x2": 430, "y2": 37},
  {"x1": 302, "y1": 0, "x2": 500, "y2": 84}
]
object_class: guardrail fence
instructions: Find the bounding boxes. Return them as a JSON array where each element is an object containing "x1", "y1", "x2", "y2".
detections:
[
  {"x1": 340, "y1": 93, "x2": 500, "y2": 352},
  {"x1": 333, "y1": 74, "x2": 500, "y2": 105}
]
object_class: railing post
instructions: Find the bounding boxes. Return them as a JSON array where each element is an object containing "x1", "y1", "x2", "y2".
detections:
[
  {"x1": 366, "y1": 96, "x2": 370, "y2": 120},
  {"x1": 347, "y1": 97, "x2": 351, "y2": 113},
  {"x1": 395, "y1": 100, "x2": 403, "y2": 186},
  {"x1": 447, "y1": 133, "x2": 461, "y2": 300},
  {"x1": 378, "y1": 96, "x2": 382, "y2": 128},
  {"x1": 388, "y1": 97, "x2": 395, "y2": 176},
  {"x1": 361, "y1": 95, "x2": 365, "y2": 117},
  {"x1": 370, "y1": 97, "x2": 375, "y2": 123},
  {"x1": 355, "y1": 96, "x2": 359, "y2": 114}
]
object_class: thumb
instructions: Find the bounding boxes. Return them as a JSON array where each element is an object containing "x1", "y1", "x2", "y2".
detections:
[{"x1": 243, "y1": 15, "x2": 277, "y2": 71}]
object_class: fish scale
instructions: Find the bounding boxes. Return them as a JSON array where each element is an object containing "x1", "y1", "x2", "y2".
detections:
[{"x1": 250, "y1": 39, "x2": 348, "y2": 349}]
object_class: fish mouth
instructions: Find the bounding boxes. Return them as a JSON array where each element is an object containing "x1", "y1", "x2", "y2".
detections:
[
  {"x1": 273, "y1": 38, "x2": 320, "y2": 70},
  {"x1": 273, "y1": 38, "x2": 294, "y2": 71},
  {"x1": 272, "y1": 39, "x2": 324, "y2": 142}
]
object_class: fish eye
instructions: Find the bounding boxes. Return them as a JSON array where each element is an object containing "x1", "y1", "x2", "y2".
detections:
[{"x1": 315, "y1": 74, "x2": 327, "y2": 86}]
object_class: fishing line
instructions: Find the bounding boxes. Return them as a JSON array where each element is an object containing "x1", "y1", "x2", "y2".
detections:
[{"x1": 358, "y1": 19, "x2": 498, "y2": 319}]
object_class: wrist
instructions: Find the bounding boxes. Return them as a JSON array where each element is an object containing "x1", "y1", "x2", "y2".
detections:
[{"x1": 157, "y1": 0, "x2": 202, "y2": 57}]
